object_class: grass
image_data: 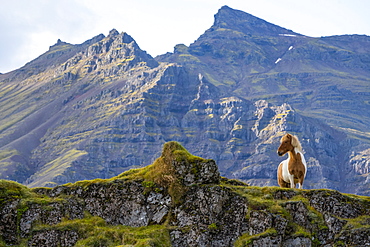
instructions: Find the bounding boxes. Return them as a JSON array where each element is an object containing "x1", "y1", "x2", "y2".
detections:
[
  {"x1": 27, "y1": 149, "x2": 88, "y2": 188},
  {"x1": 234, "y1": 228, "x2": 278, "y2": 247},
  {"x1": 30, "y1": 214, "x2": 171, "y2": 247},
  {"x1": 0, "y1": 149, "x2": 19, "y2": 173},
  {"x1": 230, "y1": 186, "x2": 292, "y2": 214},
  {"x1": 46, "y1": 43, "x2": 74, "y2": 55},
  {"x1": 0, "y1": 179, "x2": 33, "y2": 202},
  {"x1": 342, "y1": 215, "x2": 370, "y2": 231}
]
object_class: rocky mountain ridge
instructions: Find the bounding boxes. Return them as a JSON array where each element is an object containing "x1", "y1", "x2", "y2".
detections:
[
  {"x1": 158, "y1": 6, "x2": 370, "y2": 131},
  {"x1": 0, "y1": 6, "x2": 370, "y2": 195},
  {"x1": 1, "y1": 142, "x2": 369, "y2": 246}
]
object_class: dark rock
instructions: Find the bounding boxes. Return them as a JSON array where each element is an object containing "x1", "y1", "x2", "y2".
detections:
[
  {"x1": 170, "y1": 185, "x2": 248, "y2": 246},
  {"x1": 303, "y1": 189, "x2": 370, "y2": 218},
  {"x1": 163, "y1": 142, "x2": 220, "y2": 186},
  {"x1": 336, "y1": 227, "x2": 370, "y2": 246},
  {"x1": 0, "y1": 200, "x2": 19, "y2": 245},
  {"x1": 282, "y1": 237, "x2": 311, "y2": 247},
  {"x1": 323, "y1": 212, "x2": 347, "y2": 234},
  {"x1": 283, "y1": 201, "x2": 311, "y2": 230},
  {"x1": 28, "y1": 230, "x2": 79, "y2": 247},
  {"x1": 79, "y1": 180, "x2": 172, "y2": 227},
  {"x1": 249, "y1": 210, "x2": 273, "y2": 235}
]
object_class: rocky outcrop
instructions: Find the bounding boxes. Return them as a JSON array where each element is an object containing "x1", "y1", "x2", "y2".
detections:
[
  {"x1": 1, "y1": 142, "x2": 369, "y2": 246},
  {"x1": 28, "y1": 230, "x2": 79, "y2": 247}
]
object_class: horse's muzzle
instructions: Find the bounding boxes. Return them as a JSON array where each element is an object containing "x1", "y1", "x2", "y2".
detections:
[{"x1": 277, "y1": 151, "x2": 284, "y2": 156}]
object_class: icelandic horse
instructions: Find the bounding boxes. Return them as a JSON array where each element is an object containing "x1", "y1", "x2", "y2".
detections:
[{"x1": 277, "y1": 133, "x2": 307, "y2": 189}]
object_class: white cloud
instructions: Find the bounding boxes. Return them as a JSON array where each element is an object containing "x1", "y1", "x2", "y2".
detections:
[{"x1": 1, "y1": 0, "x2": 370, "y2": 73}]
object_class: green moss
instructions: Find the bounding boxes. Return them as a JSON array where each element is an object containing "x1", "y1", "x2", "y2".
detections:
[
  {"x1": 334, "y1": 240, "x2": 346, "y2": 246},
  {"x1": 220, "y1": 177, "x2": 248, "y2": 186},
  {"x1": 142, "y1": 180, "x2": 156, "y2": 188},
  {"x1": 36, "y1": 215, "x2": 171, "y2": 247},
  {"x1": 0, "y1": 239, "x2": 28, "y2": 247},
  {"x1": 291, "y1": 224, "x2": 311, "y2": 238},
  {"x1": 208, "y1": 223, "x2": 218, "y2": 230},
  {"x1": 229, "y1": 186, "x2": 286, "y2": 212},
  {"x1": 234, "y1": 228, "x2": 277, "y2": 246},
  {"x1": 17, "y1": 203, "x2": 29, "y2": 219},
  {"x1": 342, "y1": 215, "x2": 370, "y2": 230},
  {"x1": 173, "y1": 149, "x2": 205, "y2": 163},
  {"x1": 0, "y1": 179, "x2": 33, "y2": 202}
]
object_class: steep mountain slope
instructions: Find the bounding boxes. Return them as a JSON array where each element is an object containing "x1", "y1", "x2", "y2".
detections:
[
  {"x1": 158, "y1": 6, "x2": 370, "y2": 132},
  {"x1": 0, "y1": 29, "x2": 200, "y2": 187},
  {"x1": 157, "y1": 6, "x2": 370, "y2": 195},
  {"x1": 0, "y1": 6, "x2": 369, "y2": 195},
  {"x1": 1, "y1": 142, "x2": 369, "y2": 246}
]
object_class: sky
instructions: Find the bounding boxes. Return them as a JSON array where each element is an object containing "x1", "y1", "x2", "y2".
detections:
[{"x1": 1, "y1": 0, "x2": 370, "y2": 74}]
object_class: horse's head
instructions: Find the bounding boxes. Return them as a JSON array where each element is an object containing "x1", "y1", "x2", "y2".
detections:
[{"x1": 277, "y1": 133, "x2": 300, "y2": 156}]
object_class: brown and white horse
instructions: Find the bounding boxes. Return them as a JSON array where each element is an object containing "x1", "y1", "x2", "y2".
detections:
[{"x1": 277, "y1": 133, "x2": 307, "y2": 189}]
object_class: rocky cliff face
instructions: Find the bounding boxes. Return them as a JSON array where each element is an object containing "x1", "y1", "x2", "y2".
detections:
[
  {"x1": 158, "y1": 6, "x2": 370, "y2": 195},
  {"x1": 0, "y1": 142, "x2": 369, "y2": 246},
  {"x1": 158, "y1": 6, "x2": 370, "y2": 132},
  {"x1": 0, "y1": 6, "x2": 370, "y2": 196}
]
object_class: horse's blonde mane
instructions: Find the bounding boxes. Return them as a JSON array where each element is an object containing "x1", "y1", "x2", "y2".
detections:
[
  {"x1": 290, "y1": 134, "x2": 302, "y2": 152},
  {"x1": 280, "y1": 133, "x2": 303, "y2": 152}
]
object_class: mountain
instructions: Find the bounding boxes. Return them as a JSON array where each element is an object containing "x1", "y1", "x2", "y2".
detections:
[
  {"x1": 1, "y1": 142, "x2": 369, "y2": 246},
  {"x1": 158, "y1": 6, "x2": 370, "y2": 194},
  {"x1": 0, "y1": 6, "x2": 370, "y2": 195},
  {"x1": 158, "y1": 6, "x2": 370, "y2": 131}
]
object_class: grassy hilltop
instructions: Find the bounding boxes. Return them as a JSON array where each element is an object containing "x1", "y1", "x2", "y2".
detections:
[{"x1": 1, "y1": 142, "x2": 369, "y2": 246}]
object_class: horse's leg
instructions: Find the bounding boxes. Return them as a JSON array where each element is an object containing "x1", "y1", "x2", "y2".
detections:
[
  {"x1": 279, "y1": 180, "x2": 290, "y2": 188},
  {"x1": 298, "y1": 175, "x2": 305, "y2": 189},
  {"x1": 289, "y1": 175, "x2": 295, "y2": 188},
  {"x1": 278, "y1": 178, "x2": 286, "y2": 187},
  {"x1": 277, "y1": 163, "x2": 285, "y2": 187},
  {"x1": 278, "y1": 163, "x2": 291, "y2": 188}
]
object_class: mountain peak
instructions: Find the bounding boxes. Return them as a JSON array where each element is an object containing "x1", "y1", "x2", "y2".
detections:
[
  {"x1": 49, "y1": 39, "x2": 70, "y2": 50},
  {"x1": 121, "y1": 32, "x2": 135, "y2": 44},
  {"x1": 108, "y1": 28, "x2": 120, "y2": 37},
  {"x1": 106, "y1": 29, "x2": 135, "y2": 44},
  {"x1": 212, "y1": 5, "x2": 298, "y2": 36}
]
